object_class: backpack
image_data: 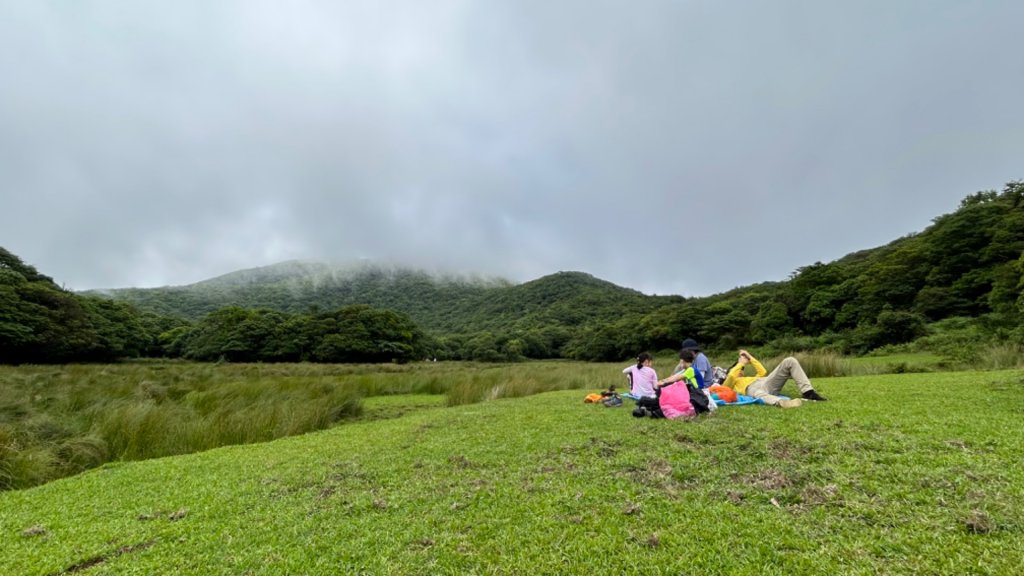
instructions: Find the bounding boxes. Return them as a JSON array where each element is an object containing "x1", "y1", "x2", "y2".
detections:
[
  {"x1": 710, "y1": 366, "x2": 729, "y2": 386},
  {"x1": 687, "y1": 383, "x2": 712, "y2": 414}
]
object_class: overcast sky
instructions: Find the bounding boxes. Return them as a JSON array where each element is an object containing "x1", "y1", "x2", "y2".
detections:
[{"x1": 2, "y1": 1, "x2": 1022, "y2": 296}]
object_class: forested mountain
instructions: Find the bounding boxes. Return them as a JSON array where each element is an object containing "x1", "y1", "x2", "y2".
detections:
[
  {"x1": 626, "y1": 181, "x2": 1024, "y2": 357},
  {"x1": 87, "y1": 262, "x2": 511, "y2": 330},
  {"x1": 0, "y1": 248, "x2": 175, "y2": 363},
  {"x1": 87, "y1": 263, "x2": 678, "y2": 335},
  {"x1": 4, "y1": 181, "x2": 1023, "y2": 364}
]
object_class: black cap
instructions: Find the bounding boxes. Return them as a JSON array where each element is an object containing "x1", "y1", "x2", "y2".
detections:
[{"x1": 681, "y1": 338, "x2": 700, "y2": 351}]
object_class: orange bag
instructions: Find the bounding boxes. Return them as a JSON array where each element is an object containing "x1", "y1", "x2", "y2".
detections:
[
  {"x1": 584, "y1": 393, "x2": 604, "y2": 403},
  {"x1": 708, "y1": 385, "x2": 737, "y2": 403}
]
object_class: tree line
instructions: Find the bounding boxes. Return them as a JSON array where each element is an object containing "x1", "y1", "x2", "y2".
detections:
[{"x1": 3, "y1": 181, "x2": 1022, "y2": 364}]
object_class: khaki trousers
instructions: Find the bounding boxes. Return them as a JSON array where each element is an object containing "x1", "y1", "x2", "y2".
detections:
[{"x1": 745, "y1": 357, "x2": 813, "y2": 406}]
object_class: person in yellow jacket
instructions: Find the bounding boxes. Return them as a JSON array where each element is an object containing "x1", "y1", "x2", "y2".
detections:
[{"x1": 721, "y1": 350, "x2": 827, "y2": 408}]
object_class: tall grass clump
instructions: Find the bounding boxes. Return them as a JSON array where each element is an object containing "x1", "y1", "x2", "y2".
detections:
[
  {"x1": 0, "y1": 363, "x2": 383, "y2": 489},
  {"x1": 93, "y1": 378, "x2": 366, "y2": 460},
  {"x1": 974, "y1": 343, "x2": 1024, "y2": 370},
  {"x1": 446, "y1": 370, "x2": 505, "y2": 406},
  {"x1": 746, "y1": 350, "x2": 945, "y2": 378},
  {"x1": 193, "y1": 379, "x2": 363, "y2": 447},
  {"x1": 93, "y1": 400, "x2": 194, "y2": 459},
  {"x1": 54, "y1": 436, "x2": 109, "y2": 476},
  {"x1": 446, "y1": 361, "x2": 616, "y2": 406},
  {"x1": 759, "y1": 352, "x2": 852, "y2": 378},
  {"x1": 0, "y1": 425, "x2": 54, "y2": 490},
  {"x1": 0, "y1": 425, "x2": 17, "y2": 490}
]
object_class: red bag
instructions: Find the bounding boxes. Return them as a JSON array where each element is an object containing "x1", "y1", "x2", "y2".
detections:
[{"x1": 709, "y1": 384, "x2": 737, "y2": 403}]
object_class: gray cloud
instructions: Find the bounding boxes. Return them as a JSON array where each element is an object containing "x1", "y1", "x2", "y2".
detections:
[{"x1": 2, "y1": 1, "x2": 1022, "y2": 296}]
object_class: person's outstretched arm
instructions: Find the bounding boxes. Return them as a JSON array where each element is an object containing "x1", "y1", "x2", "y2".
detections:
[
  {"x1": 740, "y1": 350, "x2": 767, "y2": 377},
  {"x1": 658, "y1": 371, "x2": 686, "y2": 386},
  {"x1": 722, "y1": 352, "x2": 750, "y2": 390}
]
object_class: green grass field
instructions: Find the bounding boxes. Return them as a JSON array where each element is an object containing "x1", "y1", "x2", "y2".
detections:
[
  {"x1": 0, "y1": 361, "x2": 611, "y2": 490},
  {"x1": 2, "y1": 366, "x2": 1022, "y2": 575}
]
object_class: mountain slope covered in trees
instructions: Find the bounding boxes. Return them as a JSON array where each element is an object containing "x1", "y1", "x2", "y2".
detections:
[
  {"x1": 0, "y1": 247, "x2": 172, "y2": 363},
  {"x1": 5, "y1": 181, "x2": 1023, "y2": 363},
  {"x1": 88, "y1": 262, "x2": 512, "y2": 329}
]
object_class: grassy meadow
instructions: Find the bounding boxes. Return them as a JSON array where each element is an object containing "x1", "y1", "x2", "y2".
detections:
[
  {"x1": 0, "y1": 358, "x2": 1022, "y2": 574},
  {"x1": 2, "y1": 351, "x2": 1019, "y2": 491},
  {"x1": 0, "y1": 360, "x2": 617, "y2": 490}
]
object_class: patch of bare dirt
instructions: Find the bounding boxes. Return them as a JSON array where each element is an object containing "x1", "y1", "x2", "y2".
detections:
[
  {"x1": 800, "y1": 484, "x2": 839, "y2": 506},
  {"x1": 448, "y1": 454, "x2": 474, "y2": 469},
  {"x1": 770, "y1": 439, "x2": 811, "y2": 461},
  {"x1": 49, "y1": 539, "x2": 156, "y2": 576},
  {"x1": 646, "y1": 459, "x2": 673, "y2": 479},
  {"x1": 725, "y1": 490, "x2": 745, "y2": 504},
  {"x1": 742, "y1": 469, "x2": 792, "y2": 490},
  {"x1": 629, "y1": 532, "x2": 660, "y2": 548},
  {"x1": 945, "y1": 439, "x2": 970, "y2": 451},
  {"x1": 964, "y1": 510, "x2": 993, "y2": 534},
  {"x1": 22, "y1": 525, "x2": 47, "y2": 538},
  {"x1": 587, "y1": 437, "x2": 621, "y2": 457},
  {"x1": 411, "y1": 537, "x2": 435, "y2": 550}
]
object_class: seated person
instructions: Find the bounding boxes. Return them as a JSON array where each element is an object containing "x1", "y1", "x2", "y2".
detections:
[
  {"x1": 622, "y1": 352, "x2": 658, "y2": 398},
  {"x1": 672, "y1": 338, "x2": 713, "y2": 388}
]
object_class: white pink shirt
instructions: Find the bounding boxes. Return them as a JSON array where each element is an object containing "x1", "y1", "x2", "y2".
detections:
[{"x1": 622, "y1": 365, "x2": 658, "y2": 397}]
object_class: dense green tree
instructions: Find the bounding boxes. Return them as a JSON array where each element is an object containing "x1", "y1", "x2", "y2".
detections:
[
  {"x1": 750, "y1": 300, "x2": 793, "y2": 343},
  {"x1": 874, "y1": 308, "x2": 927, "y2": 347},
  {"x1": 913, "y1": 286, "x2": 972, "y2": 321},
  {"x1": 0, "y1": 250, "x2": 156, "y2": 363}
]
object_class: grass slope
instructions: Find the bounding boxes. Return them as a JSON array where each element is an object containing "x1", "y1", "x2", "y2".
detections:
[{"x1": 2, "y1": 371, "x2": 1023, "y2": 575}]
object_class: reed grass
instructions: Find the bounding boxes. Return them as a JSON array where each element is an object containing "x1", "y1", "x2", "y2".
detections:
[
  {"x1": 0, "y1": 360, "x2": 618, "y2": 489},
  {"x1": 974, "y1": 343, "x2": 1024, "y2": 370},
  {"x1": 0, "y1": 347, "x2": 1014, "y2": 491},
  {"x1": 0, "y1": 363, "x2": 381, "y2": 488},
  {"x1": 768, "y1": 351, "x2": 852, "y2": 378}
]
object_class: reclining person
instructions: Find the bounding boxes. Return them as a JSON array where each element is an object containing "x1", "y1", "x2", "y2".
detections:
[{"x1": 721, "y1": 350, "x2": 828, "y2": 409}]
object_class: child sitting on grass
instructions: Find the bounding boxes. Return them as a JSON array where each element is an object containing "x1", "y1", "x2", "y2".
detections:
[{"x1": 622, "y1": 352, "x2": 658, "y2": 399}]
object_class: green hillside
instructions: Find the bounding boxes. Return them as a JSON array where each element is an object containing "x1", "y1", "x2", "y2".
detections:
[
  {"x1": 87, "y1": 262, "x2": 511, "y2": 330},
  {"x1": 94, "y1": 181, "x2": 1024, "y2": 361},
  {"x1": 6, "y1": 181, "x2": 1024, "y2": 364},
  {"x1": 3, "y1": 370, "x2": 1022, "y2": 575}
]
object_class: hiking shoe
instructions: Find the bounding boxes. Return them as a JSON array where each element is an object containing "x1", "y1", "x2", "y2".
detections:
[
  {"x1": 802, "y1": 390, "x2": 828, "y2": 402},
  {"x1": 778, "y1": 398, "x2": 802, "y2": 409},
  {"x1": 632, "y1": 407, "x2": 648, "y2": 418}
]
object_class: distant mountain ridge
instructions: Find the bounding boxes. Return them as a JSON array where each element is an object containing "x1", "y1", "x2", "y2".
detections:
[
  {"x1": 188, "y1": 260, "x2": 513, "y2": 290},
  {"x1": 80, "y1": 180, "x2": 1024, "y2": 359},
  {"x1": 83, "y1": 262, "x2": 663, "y2": 333}
]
